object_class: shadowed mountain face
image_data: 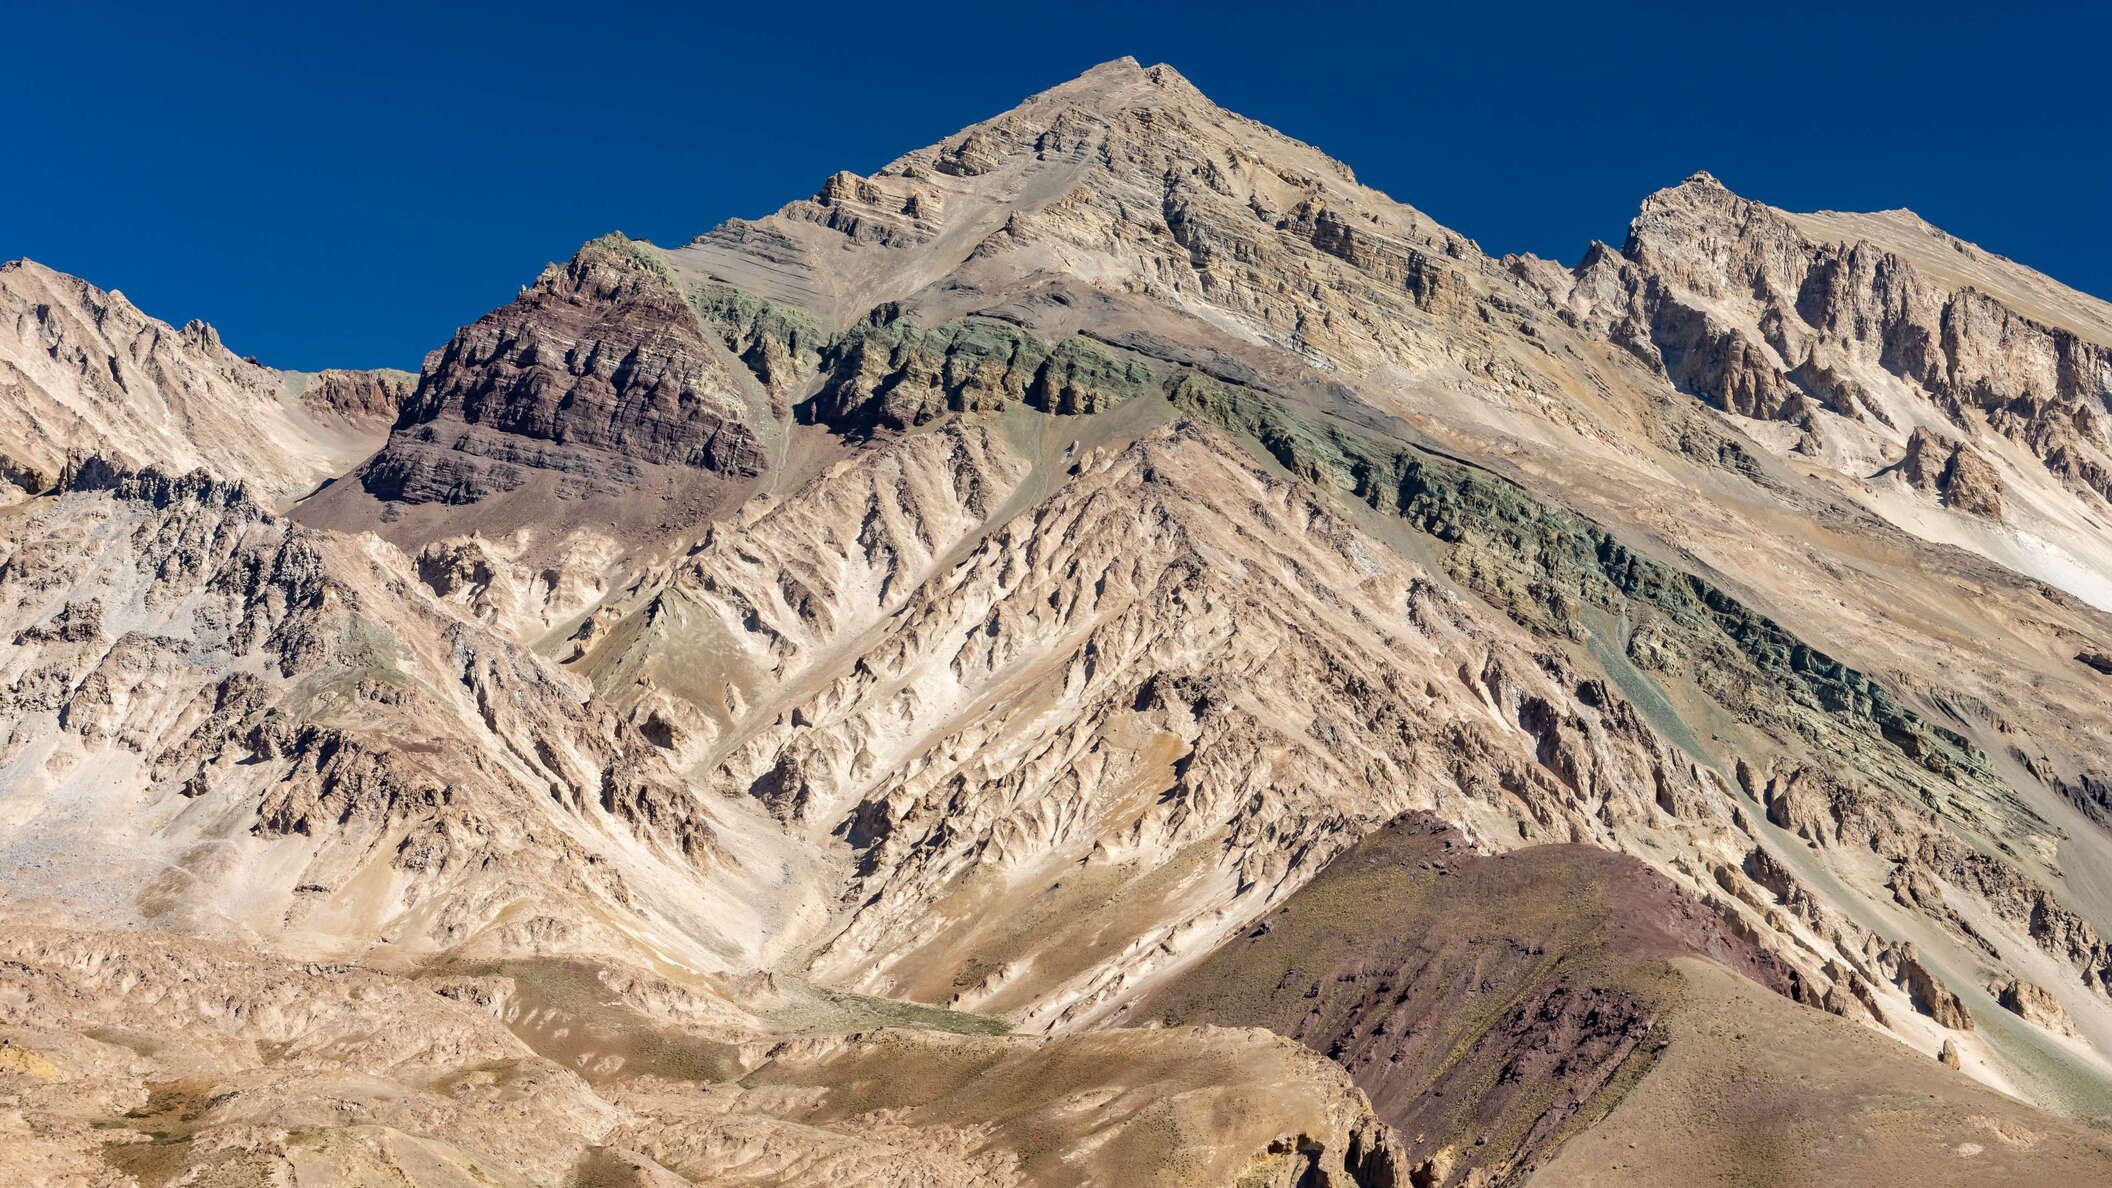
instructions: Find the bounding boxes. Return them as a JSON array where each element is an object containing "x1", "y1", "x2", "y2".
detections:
[{"x1": 8, "y1": 57, "x2": 2112, "y2": 1187}]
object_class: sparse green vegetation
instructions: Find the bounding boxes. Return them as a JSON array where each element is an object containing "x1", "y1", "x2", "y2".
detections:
[
  {"x1": 678, "y1": 282, "x2": 2014, "y2": 848},
  {"x1": 803, "y1": 983, "x2": 1012, "y2": 1035},
  {"x1": 1165, "y1": 373, "x2": 2020, "y2": 832},
  {"x1": 580, "y1": 231, "x2": 679, "y2": 286}
]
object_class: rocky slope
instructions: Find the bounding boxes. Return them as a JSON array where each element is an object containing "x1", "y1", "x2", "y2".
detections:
[
  {"x1": 1520, "y1": 171, "x2": 2112, "y2": 608},
  {"x1": 0, "y1": 454, "x2": 802, "y2": 974},
  {"x1": 1138, "y1": 814, "x2": 2112, "y2": 1185},
  {"x1": 0, "y1": 259, "x2": 408, "y2": 504},
  {"x1": 8, "y1": 56, "x2": 2112, "y2": 1187},
  {"x1": 0, "y1": 924, "x2": 1403, "y2": 1188},
  {"x1": 299, "y1": 233, "x2": 782, "y2": 550}
]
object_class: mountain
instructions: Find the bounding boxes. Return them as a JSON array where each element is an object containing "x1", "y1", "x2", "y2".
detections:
[
  {"x1": 7, "y1": 57, "x2": 2112, "y2": 1186},
  {"x1": 1528, "y1": 169, "x2": 2112, "y2": 607},
  {"x1": 0, "y1": 259, "x2": 412, "y2": 504}
]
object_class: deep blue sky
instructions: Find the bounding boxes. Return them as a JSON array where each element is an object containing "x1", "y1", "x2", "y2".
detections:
[{"x1": 6, "y1": 1, "x2": 2107, "y2": 372}]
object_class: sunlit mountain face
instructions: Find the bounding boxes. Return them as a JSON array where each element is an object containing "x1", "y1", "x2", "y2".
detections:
[{"x1": 7, "y1": 59, "x2": 2112, "y2": 1188}]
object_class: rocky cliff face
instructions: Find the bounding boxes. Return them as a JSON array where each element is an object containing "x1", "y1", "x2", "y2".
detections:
[
  {"x1": 10, "y1": 56, "x2": 2112, "y2": 1188},
  {"x1": 0, "y1": 259, "x2": 401, "y2": 504},
  {"x1": 1521, "y1": 171, "x2": 2112, "y2": 604},
  {"x1": 287, "y1": 365, "x2": 417, "y2": 424},
  {"x1": 353, "y1": 235, "x2": 774, "y2": 509}
]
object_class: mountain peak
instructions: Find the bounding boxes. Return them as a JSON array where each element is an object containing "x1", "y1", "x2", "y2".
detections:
[
  {"x1": 1628, "y1": 169, "x2": 1763, "y2": 246},
  {"x1": 1071, "y1": 55, "x2": 1143, "y2": 80},
  {"x1": 1012, "y1": 55, "x2": 1210, "y2": 116},
  {"x1": 666, "y1": 57, "x2": 1389, "y2": 325},
  {"x1": 1641, "y1": 169, "x2": 1744, "y2": 211}
]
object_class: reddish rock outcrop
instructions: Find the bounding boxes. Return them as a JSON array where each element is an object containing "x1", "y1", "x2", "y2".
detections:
[
  {"x1": 1136, "y1": 814, "x2": 1805, "y2": 1185},
  {"x1": 358, "y1": 234, "x2": 768, "y2": 505}
]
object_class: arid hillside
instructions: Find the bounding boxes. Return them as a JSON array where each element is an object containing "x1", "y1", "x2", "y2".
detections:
[{"x1": 7, "y1": 58, "x2": 2112, "y2": 1187}]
